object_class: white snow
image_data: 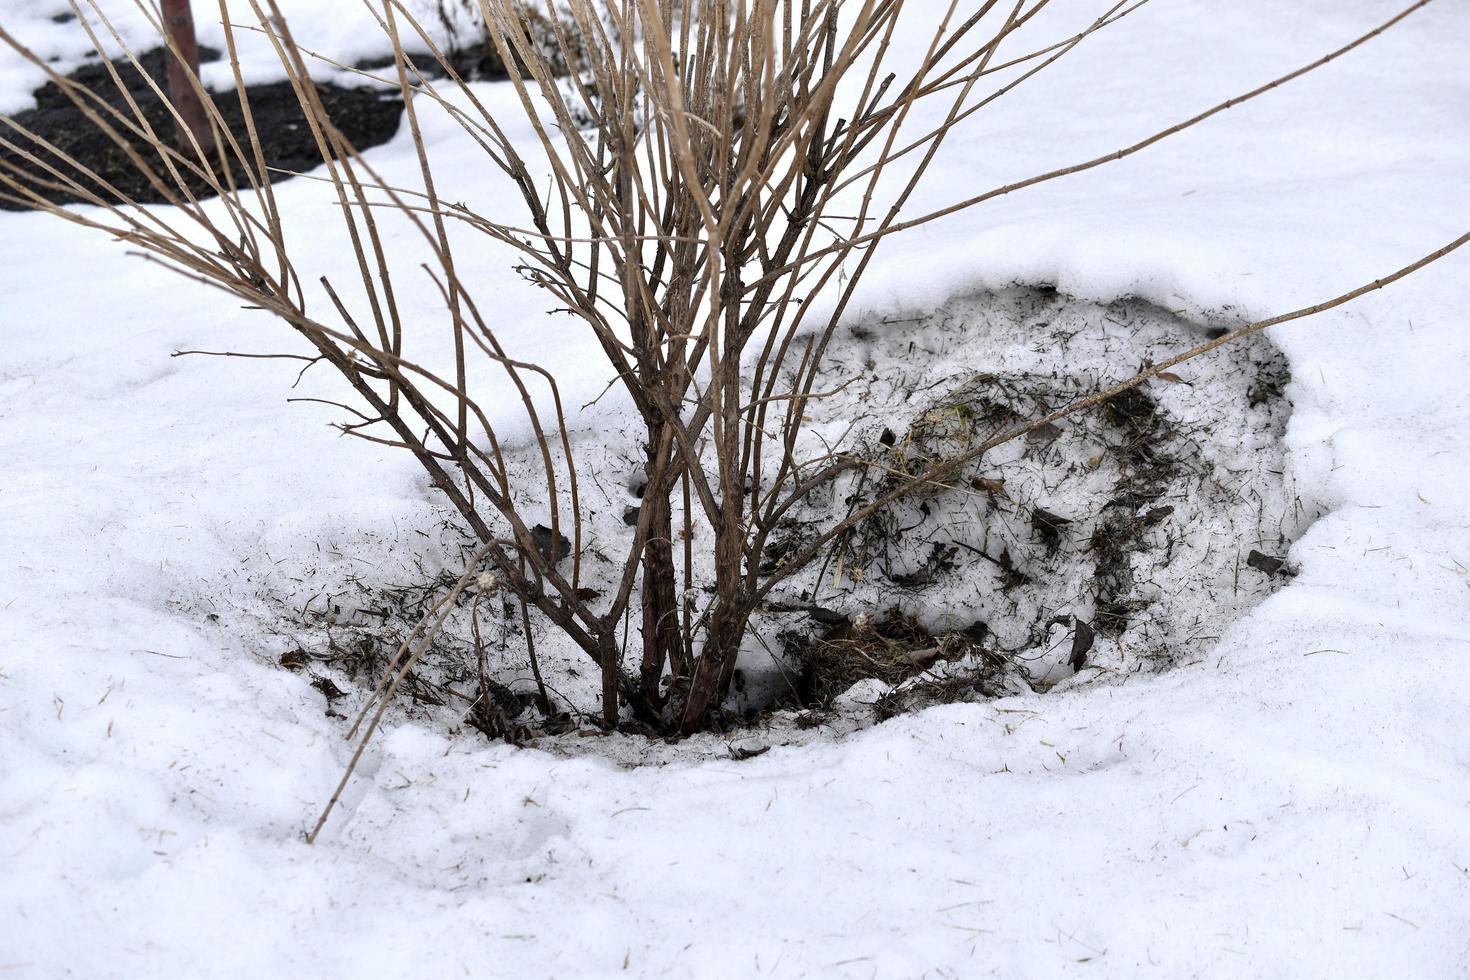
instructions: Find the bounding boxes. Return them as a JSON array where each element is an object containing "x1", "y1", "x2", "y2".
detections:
[{"x1": 2, "y1": 0, "x2": 1469, "y2": 977}]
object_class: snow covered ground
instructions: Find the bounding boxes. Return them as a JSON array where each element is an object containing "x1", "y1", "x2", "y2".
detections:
[{"x1": 2, "y1": 0, "x2": 1469, "y2": 977}]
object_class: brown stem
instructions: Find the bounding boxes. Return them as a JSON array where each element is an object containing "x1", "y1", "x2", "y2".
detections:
[
  {"x1": 677, "y1": 603, "x2": 753, "y2": 735},
  {"x1": 161, "y1": 0, "x2": 216, "y2": 156},
  {"x1": 637, "y1": 433, "x2": 681, "y2": 718}
]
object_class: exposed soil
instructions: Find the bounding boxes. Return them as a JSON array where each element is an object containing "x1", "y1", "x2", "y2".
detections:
[{"x1": 0, "y1": 45, "x2": 405, "y2": 210}]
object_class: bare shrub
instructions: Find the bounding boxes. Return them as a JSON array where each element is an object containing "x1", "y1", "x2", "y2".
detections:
[{"x1": 1, "y1": 0, "x2": 1462, "y2": 755}]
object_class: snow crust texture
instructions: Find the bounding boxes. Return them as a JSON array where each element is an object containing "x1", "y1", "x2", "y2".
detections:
[{"x1": 2, "y1": 1, "x2": 1469, "y2": 978}]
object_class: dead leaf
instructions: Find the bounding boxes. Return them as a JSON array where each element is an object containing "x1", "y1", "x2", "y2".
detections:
[{"x1": 970, "y1": 476, "x2": 1006, "y2": 497}]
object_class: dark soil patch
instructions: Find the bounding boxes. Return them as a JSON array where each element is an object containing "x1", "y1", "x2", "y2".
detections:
[{"x1": 0, "y1": 45, "x2": 405, "y2": 211}]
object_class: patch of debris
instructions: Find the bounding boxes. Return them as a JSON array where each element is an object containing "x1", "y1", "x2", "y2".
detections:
[
  {"x1": 730, "y1": 285, "x2": 1314, "y2": 721},
  {"x1": 185, "y1": 515, "x2": 580, "y2": 744},
  {"x1": 779, "y1": 611, "x2": 1028, "y2": 714},
  {"x1": 1088, "y1": 385, "x2": 1178, "y2": 637}
]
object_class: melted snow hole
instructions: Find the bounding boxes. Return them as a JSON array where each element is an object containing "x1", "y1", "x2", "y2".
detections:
[
  {"x1": 214, "y1": 286, "x2": 1312, "y2": 758},
  {"x1": 722, "y1": 285, "x2": 1312, "y2": 717}
]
